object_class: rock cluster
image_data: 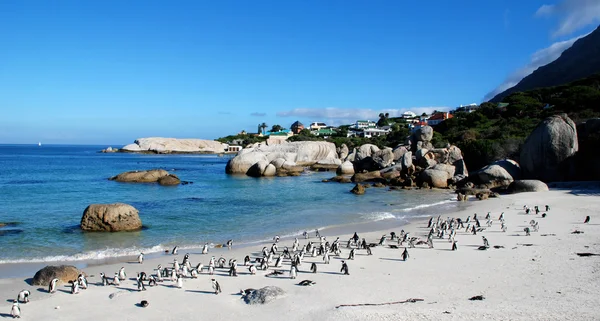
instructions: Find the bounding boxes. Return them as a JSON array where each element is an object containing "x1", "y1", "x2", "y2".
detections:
[
  {"x1": 242, "y1": 286, "x2": 285, "y2": 305},
  {"x1": 121, "y1": 137, "x2": 227, "y2": 154},
  {"x1": 32, "y1": 265, "x2": 83, "y2": 286},
  {"x1": 80, "y1": 203, "x2": 142, "y2": 232}
]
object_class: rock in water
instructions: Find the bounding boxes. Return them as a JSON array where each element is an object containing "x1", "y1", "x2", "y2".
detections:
[
  {"x1": 520, "y1": 114, "x2": 578, "y2": 182},
  {"x1": 243, "y1": 286, "x2": 285, "y2": 305},
  {"x1": 337, "y1": 161, "x2": 355, "y2": 175},
  {"x1": 121, "y1": 137, "x2": 227, "y2": 154},
  {"x1": 351, "y1": 184, "x2": 366, "y2": 195},
  {"x1": 80, "y1": 203, "x2": 142, "y2": 232},
  {"x1": 32, "y1": 265, "x2": 82, "y2": 286},
  {"x1": 508, "y1": 180, "x2": 549, "y2": 193},
  {"x1": 109, "y1": 169, "x2": 175, "y2": 184},
  {"x1": 157, "y1": 174, "x2": 181, "y2": 186}
]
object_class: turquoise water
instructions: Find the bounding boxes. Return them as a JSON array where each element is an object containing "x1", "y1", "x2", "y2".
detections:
[{"x1": 0, "y1": 144, "x2": 456, "y2": 263}]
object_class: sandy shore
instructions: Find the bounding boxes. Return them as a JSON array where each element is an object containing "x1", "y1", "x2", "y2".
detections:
[{"x1": 2, "y1": 189, "x2": 600, "y2": 320}]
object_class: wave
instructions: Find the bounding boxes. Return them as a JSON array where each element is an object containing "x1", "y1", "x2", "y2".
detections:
[
  {"x1": 361, "y1": 211, "x2": 397, "y2": 221},
  {"x1": 0, "y1": 245, "x2": 167, "y2": 264},
  {"x1": 399, "y1": 199, "x2": 454, "y2": 212}
]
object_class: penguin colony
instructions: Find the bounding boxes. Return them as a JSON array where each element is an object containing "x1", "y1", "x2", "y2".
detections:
[{"x1": 9, "y1": 203, "x2": 568, "y2": 317}]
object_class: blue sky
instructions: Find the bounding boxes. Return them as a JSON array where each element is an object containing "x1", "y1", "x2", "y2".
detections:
[{"x1": 1, "y1": 0, "x2": 599, "y2": 145}]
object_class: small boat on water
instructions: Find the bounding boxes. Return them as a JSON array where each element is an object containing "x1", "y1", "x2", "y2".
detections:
[{"x1": 38, "y1": 142, "x2": 42, "y2": 146}]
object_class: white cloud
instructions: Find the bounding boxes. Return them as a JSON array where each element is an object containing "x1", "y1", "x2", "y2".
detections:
[
  {"x1": 276, "y1": 107, "x2": 451, "y2": 126},
  {"x1": 483, "y1": 32, "x2": 587, "y2": 101},
  {"x1": 536, "y1": 0, "x2": 600, "y2": 37}
]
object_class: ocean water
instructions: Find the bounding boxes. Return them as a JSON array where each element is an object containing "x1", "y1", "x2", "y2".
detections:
[{"x1": 0, "y1": 144, "x2": 457, "y2": 264}]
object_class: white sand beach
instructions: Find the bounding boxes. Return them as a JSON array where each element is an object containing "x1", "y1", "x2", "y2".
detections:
[{"x1": 2, "y1": 189, "x2": 600, "y2": 320}]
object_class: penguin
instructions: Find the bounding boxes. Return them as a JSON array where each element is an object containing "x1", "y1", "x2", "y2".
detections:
[
  {"x1": 378, "y1": 235, "x2": 386, "y2": 246},
  {"x1": 17, "y1": 290, "x2": 30, "y2": 303},
  {"x1": 70, "y1": 280, "x2": 79, "y2": 294},
  {"x1": 183, "y1": 253, "x2": 190, "y2": 263},
  {"x1": 195, "y1": 263, "x2": 204, "y2": 273},
  {"x1": 298, "y1": 280, "x2": 316, "y2": 286},
  {"x1": 340, "y1": 261, "x2": 349, "y2": 275},
  {"x1": 248, "y1": 265, "x2": 257, "y2": 275},
  {"x1": 451, "y1": 240, "x2": 458, "y2": 251},
  {"x1": 482, "y1": 236, "x2": 489, "y2": 248},
  {"x1": 118, "y1": 267, "x2": 126, "y2": 281},
  {"x1": 202, "y1": 243, "x2": 209, "y2": 254},
  {"x1": 348, "y1": 248, "x2": 355, "y2": 260},
  {"x1": 156, "y1": 265, "x2": 164, "y2": 282},
  {"x1": 427, "y1": 238, "x2": 434, "y2": 249},
  {"x1": 208, "y1": 266, "x2": 215, "y2": 275},
  {"x1": 310, "y1": 262, "x2": 317, "y2": 273},
  {"x1": 140, "y1": 300, "x2": 149, "y2": 308},
  {"x1": 227, "y1": 239, "x2": 233, "y2": 249},
  {"x1": 290, "y1": 264, "x2": 297, "y2": 279},
  {"x1": 273, "y1": 235, "x2": 280, "y2": 243},
  {"x1": 218, "y1": 257, "x2": 226, "y2": 268},
  {"x1": 274, "y1": 256, "x2": 283, "y2": 268},
  {"x1": 303, "y1": 231, "x2": 309, "y2": 239},
  {"x1": 77, "y1": 274, "x2": 88, "y2": 289},
  {"x1": 498, "y1": 212, "x2": 504, "y2": 221},
  {"x1": 390, "y1": 231, "x2": 396, "y2": 240},
  {"x1": 584, "y1": 216, "x2": 591, "y2": 224},
  {"x1": 244, "y1": 255, "x2": 251, "y2": 266},
  {"x1": 427, "y1": 217, "x2": 433, "y2": 228},
  {"x1": 48, "y1": 278, "x2": 59, "y2": 293},
  {"x1": 524, "y1": 227, "x2": 531, "y2": 236},
  {"x1": 138, "y1": 253, "x2": 144, "y2": 264},
  {"x1": 366, "y1": 246, "x2": 372, "y2": 256},
  {"x1": 211, "y1": 279, "x2": 222, "y2": 294},
  {"x1": 170, "y1": 269, "x2": 178, "y2": 282},
  {"x1": 545, "y1": 205, "x2": 550, "y2": 211},
  {"x1": 176, "y1": 274, "x2": 183, "y2": 289},
  {"x1": 10, "y1": 300, "x2": 20, "y2": 319},
  {"x1": 172, "y1": 246, "x2": 179, "y2": 255},
  {"x1": 401, "y1": 247, "x2": 409, "y2": 261},
  {"x1": 137, "y1": 274, "x2": 147, "y2": 291},
  {"x1": 148, "y1": 275, "x2": 157, "y2": 286},
  {"x1": 209, "y1": 256, "x2": 216, "y2": 268},
  {"x1": 501, "y1": 222, "x2": 507, "y2": 232},
  {"x1": 139, "y1": 271, "x2": 148, "y2": 281},
  {"x1": 311, "y1": 246, "x2": 318, "y2": 257},
  {"x1": 113, "y1": 273, "x2": 121, "y2": 286},
  {"x1": 190, "y1": 268, "x2": 199, "y2": 279},
  {"x1": 323, "y1": 251, "x2": 330, "y2": 264},
  {"x1": 182, "y1": 264, "x2": 189, "y2": 277},
  {"x1": 173, "y1": 259, "x2": 180, "y2": 272}
]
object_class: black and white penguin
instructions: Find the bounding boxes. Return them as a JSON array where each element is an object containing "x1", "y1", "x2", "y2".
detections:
[
  {"x1": 113, "y1": 273, "x2": 121, "y2": 286},
  {"x1": 10, "y1": 300, "x2": 20, "y2": 319},
  {"x1": 148, "y1": 275, "x2": 157, "y2": 286},
  {"x1": 17, "y1": 290, "x2": 30, "y2": 304},
  {"x1": 524, "y1": 227, "x2": 531, "y2": 236},
  {"x1": 244, "y1": 255, "x2": 251, "y2": 266},
  {"x1": 173, "y1": 259, "x2": 180, "y2": 272},
  {"x1": 139, "y1": 272, "x2": 148, "y2": 281},
  {"x1": 482, "y1": 236, "x2": 489, "y2": 248},
  {"x1": 585, "y1": 216, "x2": 591, "y2": 224},
  {"x1": 190, "y1": 268, "x2": 199, "y2": 279},
  {"x1": 211, "y1": 279, "x2": 221, "y2": 294},
  {"x1": 176, "y1": 274, "x2": 183, "y2": 289},
  {"x1": 208, "y1": 266, "x2": 215, "y2": 275},
  {"x1": 172, "y1": 246, "x2": 179, "y2": 255},
  {"x1": 348, "y1": 248, "x2": 355, "y2": 260},
  {"x1": 202, "y1": 243, "x2": 209, "y2": 254},
  {"x1": 137, "y1": 274, "x2": 147, "y2": 291},
  {"x1": 315, "y1": 229, "x2": 320, "y2": 238},
  {"x1": 303, "y1": 231, "x2": 309, "y2": 239},
  {"x1": 366, "y1": 246, "x2": 372, "y2": 256},
  {"x1": 545, "y1": 205, "x2": 550, "y2": 211},
  {"x1": 401, "y1": 247, "x2": 409, "y2": 261},
  {"x1": 248, "y1": 265, "x2": 257, "y2": 275},
  {"x1": 77, "y1": 274, "x2": 88, "y2": 289},
  {"x1": 227, "y1": 239, "x2": 233, "y2": 250},
  {"x1": 452, "y1": 240, "x2": 458, "y2": 251},
  {"x1": 138, "y1": 252, "x2": 144, "y2": 264},
  {"x1": 290, "y1": 264, "x2": 297, "y2": 279},
  {"x1": 48, "y1": 278, "x2": 59, "y2": 293},
  {"x1": 340, "y1": 260, "x2": 349, "y2": 275},
  {"x1": 427, "y1": 217, "x2": 433, "y2": 228},
  {"x1": 310, "y1": 262, "x2": 317, "y2": 273},
  {"x1": 378, "y1": 235, "x2": 387, "y2": 246},
  {"x1": 273, "y1": 235, "x2": 280, "y2": 243},
  {"x1": 274, "y1": 256, "x2": 283, "y2": 268},
  {"x1": 498, "y1": 212, "x2": 504, "y2": 221},
  {"x1": 118, "y1": 267, "x2": 126, "y2": 281},
  {"x1": 390, "y1": 231, "x2": 397, "y2": 240},
  {"x1": 70, "y1": 280, "x2": 79, "y2": 294},
  {"x1": 323, "y1": 251, "x2": 330, "y2": 264},
  {"x1": 298, "y1": 280, "x2": 316, "y2": 286},
  {"x1": 195, "y1": 263, "x2": 204, "y2": 273}
]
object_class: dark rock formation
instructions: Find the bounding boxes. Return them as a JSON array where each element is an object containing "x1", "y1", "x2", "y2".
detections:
[{"x1": 81, "y1": 203, "x2": 142, "y2": 232}]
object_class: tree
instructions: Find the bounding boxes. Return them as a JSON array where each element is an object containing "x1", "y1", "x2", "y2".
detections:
[
  {"x1": 260, "y1": 122, "x2": 268, "y2": 134},
  {"x1": 377, "y1": 112, "x2": 390, "y2": 127},
  {"x1": 270, "y1": 124, "x2": 283, "y2": 132}
]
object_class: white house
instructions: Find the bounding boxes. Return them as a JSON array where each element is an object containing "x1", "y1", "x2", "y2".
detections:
[
  {"x1": 402, "y1": 111, "x2": 417, "y2": 119},
  {"x1": 354, "y1": 120, "x2": 377, "y2": 129},
  {"x1": 362, "y1": 127, "x2": 391, "y2": 138},
  {"x1": 309, "y1": 122, "x2": 327, "y2": 130}
]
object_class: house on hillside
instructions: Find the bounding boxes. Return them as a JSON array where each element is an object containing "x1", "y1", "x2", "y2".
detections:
[
  {"x1": 309, "y1": 122, "x2": 327, "y2": 130},
  {"x1": 402, "y1": 111, "x2": 417, "y2": 119},
  {"x1": 291, "y1": 121, "x2": 305, "y2": 134},
  {"x1": 453, "y1": 103, "x2": 479, "y2": 113},
  {"x1": 427, "y1": 112, "x2": 453, "y2": 126},
  {"x1": 361, "y1": 127, "x2": 391, "y2": 138},
  {"x1": 312, "y1": 128, "x2": 337, "y2": 137},
  {"x1": 354, "y1": 120, "x2": 377, "y2": 129}
]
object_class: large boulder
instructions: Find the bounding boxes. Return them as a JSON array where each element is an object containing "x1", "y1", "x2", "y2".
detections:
[
  {"x1": 247, "y1": 160, "x2": 270, "y2": 177},
  {"x1": 413, "y1": 126, "x2": 433, "y2": 142},
  {"x1": 508, "y1": 180, "x2": 549, "y2": 193},
  {"x1": 226, "y1": 142, "x2": 338, "y2": 176},
  {"x1": 337, "y1": 144, "x2": 349, "y2": 160},
  {"x1": 400, "y1": 152, "x2": 413, "y2": 171},
  {"x1": 475, "y1": 159, "x2": 521, "y2": 188},
  {"x1": 432, "y1": 163, "x2": 455, "y2": 178},
  {"x1": 371, "y1": 148, "x2": 394, "y2": 169},
  {"x1": 419, "y1": 169, "x2": 449, "y2": 188},
  {"x1": 520, "y1": 114, "x2": 578, "y2": 182},
  {"x1": 32, "y1": 265, "x2": 83, "y2": 286},
  {"x1": 351, "y1": 184, "x2": 365, "y2": 195},
  {"x1": 351, "y1": 171, "x2": 382, "y2": 183},
  {"x1": 158, "y1": 174, "x2": 181, "y2": 186},
  {"x1": 109, "y1": 169, "x2": 171, "y2": 183},
  {"x1": 121, "y1": 137, "x2": 227, "y2": 153},
  {"x1": 447, "y1": 145, "x2": 463, "y2": 165},
  {"x1": 243, "y1": 286, "x2": 285, "y2": 305},
  {"x1": 80, "y1": 203, "x2": 142, "y2": 232},
  {"x1": 355, "y1": 144, "x2": 380, "y2": 161},
  {"x1": 392, "y1": 146, "x2": 409, "y2": 161},
  {"x1": 337, "y1": 161, "x2": 355, "y2": 175}
]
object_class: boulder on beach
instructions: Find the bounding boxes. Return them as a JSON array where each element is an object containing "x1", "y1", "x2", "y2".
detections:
[
  {"x1": 351, "y1": 184, "x2": 366, "y2": 195},
  {"x1": 337, "y1": 161, "x2": 355, "y2": 175},
  {"x1": 419, "y1": 169, "x2": 449, "y2": 188},
  {"x1": 80, "y1": 203, "x2": 142, "y2": 232},
  {"x1": 243, "y1": 286, "x2": 285, "y2": 305},
  {"x1": 475, "y1": 159, "x2": 521, "y2": 188},
  {"x1": 520, "y1": 114, "x2": 578, "y2": 182},
  {"x1": 351, "y1": 171, "x2": 382, "y2": 183},
  {"x1": 508, "y1": 180, "x2": 549, "y2": 193},
  {"x1": 32, "y1": 265, "x2": 83, "y2": 286},
  {"x1": 121, "y1": 137, "x2": 227, "y2": 154}
]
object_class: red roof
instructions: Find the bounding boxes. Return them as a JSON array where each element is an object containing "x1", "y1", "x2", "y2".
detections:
[{"x1": 428, "y1": 112, "x2": 453, "y2": 121}]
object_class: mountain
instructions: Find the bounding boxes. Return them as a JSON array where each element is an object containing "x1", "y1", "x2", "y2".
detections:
[{"x1": 490, "y1": 25, "x2": 600, "y2": 103}]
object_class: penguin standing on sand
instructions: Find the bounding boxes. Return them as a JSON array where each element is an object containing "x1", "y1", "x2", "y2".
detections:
[
  {"x1": 545, "y1": 205, "x2": 550, "y2": 211},
  {"x1": 118, "y1": 267, "x2": 126, "y2": 281},
  {"x1": 202, "y1": 243, "x2": 209, "y2": 254},
  {"x1": 176, "y1": 274, "x2": 183, "y2": 289},
  {"x1": 323, "y1": 251, "x2": 330, "y2": 264},
  {"x1": 172, "y1": 246, "x2": 179, "y2": 255},
  {"x1": 427, "y1": 217, "x2": 433, "y2": 228},
  {"x1": 70, "y1": 280, "x2": 79, "y2": 294},
  {"x1": 77, "y1": 274, "x2": 88, "y2": 289},
  {"x1": 310, "y1": 262, "x2": 317, "y2": 273},
  {"x1": 366, "y1": 246, "x2": 372, "y2": 255},
  {"x1": 379, "y1": 235, "x2": 387, "y2": 246},
  {"x1": 524, "y1": 227, "x2": 531, "y2": 236},
  {"x1": 148, "y1": 275, "x2": 157, "y2": 286},
  {"x1": 401, "y1": 248, "x2": 409, "y2": 261},
  {"x1": 138, "y1": 253, "x2": 144, "y2": 264},
  {"x1": 48, "y1": 278, "x2": 59, "y2": 293},
  {"x1": 585, "y1": 216, "x2": 591, "y2": 224},
  {"x1": 482, "y1": 236, "x2": 489, "y2": 248},
  {"x1": 244, "y1": 255, "x2": 251, "y2": 266},
  {"x1": 452, "y1": 240, "x2": 458, "y2": 251},
  {"x1": 10, "y1": 300, "x2": 20, "y2": 319},
  {"x1": 211, "y1": 279, "x2": 221, "y2": 294},
  {"x1": 248, "y1": 265, "x2": 257, "y2": 275},
  {"x1": 499, "y1": 212, "x2": 504, "y2": 221},
  {"x1": 113, "y1": 273, "x2": 121, "y2": 286},
  {"x1": 340, "y1": 261, "x2": 349, "y2": 275},
  {"x1": 137, "y1": 274, "x2": 147, "y2": 291},
  {"x1": 17, "y1": 290, "x2": 30, "y2": 304},
  {"x1": 290, "y1": 264, "x2": 297, "y2": 279},
  {"x1": 348, "y1": 248, "x2": 355, "y2": 260},
  {"x1": 156, "y1": 266, "x2": 164, "y2": 282},
  {"x1": 173, "y1": 259, "x2": 180, "y2": 273},
  {"x1": 227, "y1": 239, "x2": 233, "y2": 250}
]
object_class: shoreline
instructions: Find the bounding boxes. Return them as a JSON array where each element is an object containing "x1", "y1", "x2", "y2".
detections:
[
  {"x1": 0, "y1": 195, "x2": 467, "y2": 279},
  {"x1": 1, "y1": 190, "x2": 599, "y2": 320}
]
